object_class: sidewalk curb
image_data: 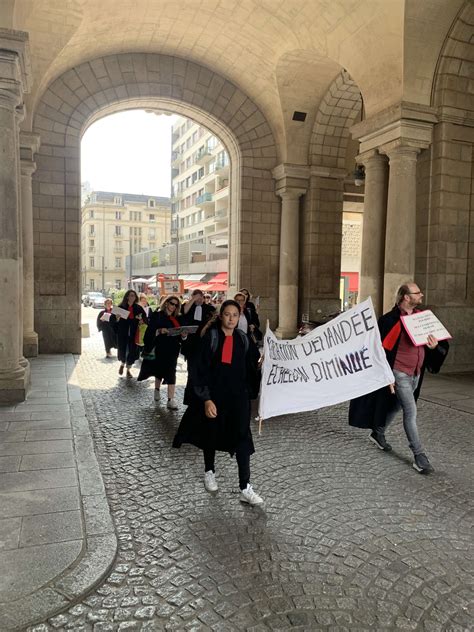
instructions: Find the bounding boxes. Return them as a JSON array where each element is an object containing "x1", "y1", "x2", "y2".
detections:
[{"x1": 0, "y1": 355, "x2": 117, "y2": 631}]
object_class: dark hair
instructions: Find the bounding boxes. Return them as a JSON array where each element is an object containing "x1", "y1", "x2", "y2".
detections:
[
  {"x1": 201, "y1": 300, "x2": 240, "y2": 337},
  {"x1": 120, "y1": 290, "x2": 138, "y2": 307},
  {"x1": 192, "y1": 289, "x2": 203, "y2": 297},
  {"x1": 239, "y1": 288, "x2": 250, "y2": 302},
  {"x1": 396, "y1": 284, "x2": 412, "y2": 305}
]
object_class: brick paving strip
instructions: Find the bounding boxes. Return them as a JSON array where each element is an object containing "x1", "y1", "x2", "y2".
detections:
[
  {"x1": 1, "y1": 332, "x2": 473, "y2": 630},
  {"x1": 0, "y1": 355, "x2": 117, "y2": 631}
]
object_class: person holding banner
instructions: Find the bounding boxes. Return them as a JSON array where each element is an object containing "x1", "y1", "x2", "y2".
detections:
[
  {"x1": 172, "y1": 300, "x2": 263, "y2": 506},
  {"x1": 138, "y1": 295, "x2": 186, "y2": 409},
  {"x1": 116, "y1": 290, "x2": 148, "y2": 377},
  {"x1": 96, "y1": 298, "x2": 117, "y2": 358},
  {"x1": 349, "y1": 282, "x2": 449, "y2": 474}
]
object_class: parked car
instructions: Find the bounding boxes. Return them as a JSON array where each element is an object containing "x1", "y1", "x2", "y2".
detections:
[
  {"x1": 84, "y1": 292, "x2": 106, "y2": 308},
  {"x1": 81, "y1": 294, "x2": 88, "y2": 306}
]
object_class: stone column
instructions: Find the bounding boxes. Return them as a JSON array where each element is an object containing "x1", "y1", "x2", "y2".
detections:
[
  {"x1": 20, "y1": 133, "x2": 40, "y2": 357},
  {"x1": 358, "y1": 151, "x2": 389, "y2": 315},
  {"x1": 382, "y1": 143, "x2": 420, "y2": 311},
  {"x1": 0, "y1": 30, "x2": 31, "y2": 402},
  {"x1": 275, "y1": 189, "x2": 306, "y2": 338}
]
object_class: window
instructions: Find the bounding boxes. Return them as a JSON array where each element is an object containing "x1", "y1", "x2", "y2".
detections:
[
  {"x1": 89, "y1": 210, "x2": 94, "y2": 219},
  {"x1": 116, "y1": 280, "x2": 121, "y2": 290},
  {"x1": 89, "y1": 225, "x2": 95, "y2": 235},
  {"x1": 115, "y1": 258, "x2": 121, "y2": 268},
  {"x1": 89, "y1": 239, "x2": 94, "y2": 247},
  {"x1": 90, "y1": 257, "x2": 95, "y2": 268},
  {"x1": 115, "y1": 225, "x2": 121, "y2": 236},
  {"x1": 192, "y1": 131, "x2": 198, "y2": 144},
  {"x1": 186, "y1": 137, "x2": 192, "y2": 150},
  {"x1": 90, "y1": 279, "x2": 95, "y2": 290},
  {"x1": 114, "y1": 241, "x2": 121, "y2": 250},
  {"x1": 149, "y1": 242, "x2": 156, "y2": 250},
  {"x1": 186, "y1": 157, "x2": 191, "y2": 169},
  {"x1": 148, "y1": 199, "x2": 155, "y2": 208},
  {"x1": 149, "y1": 214, "x2": 155, "y2": 222},
  {"x1": 115, "y1": 211, "x2": 121, "y2": 220},
  {"x1": 149, "y1": 229, "x2": 156, "y2": 240},
  {"x1": 114, "y1": 196, "x2": 122, "y2": 205}
]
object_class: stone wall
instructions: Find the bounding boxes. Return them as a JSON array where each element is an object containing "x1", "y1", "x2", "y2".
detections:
[{"x1": 32, "y1": 53, "x2": 279, "y2": 353}]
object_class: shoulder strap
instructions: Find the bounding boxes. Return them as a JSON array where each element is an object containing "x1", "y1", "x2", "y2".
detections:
[
  {"x1": 235, "y1": 328, "x2": 249, "y2": 354},
  {"x1": 210, "y1": 327, "x2": 219, "y2": 354}
]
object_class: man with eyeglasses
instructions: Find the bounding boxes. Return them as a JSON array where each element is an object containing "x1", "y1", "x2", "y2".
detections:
[{"x1": 350, "y1": 282, "x2": 449, "y2": 474}]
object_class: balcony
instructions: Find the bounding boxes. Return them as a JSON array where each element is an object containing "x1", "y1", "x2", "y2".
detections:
[
  {"x1": 113, "y1": 247, "x2": 123, "y2": 253},
  {"x1": 195, "y1": 147, "x2": 213, "y2": 165},
  {"x1": 171, "y1": 150, "x2": 181, "y2": 165},
  {"x1": 215, "y1": 156, "x2": 229, "y2": 173},
  {"x1": 196, "y1": 192, "x2": 214, "y2": 208}
]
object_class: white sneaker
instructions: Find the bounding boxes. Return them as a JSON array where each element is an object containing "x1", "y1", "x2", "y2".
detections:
[
  {"x1": 204, "y1": 470, "x2": 218, "y2": 492},
  {"x1": 239, "y1": 484, "x2": 263, "y2": 506},
  {"x1": 167, "y1": 398, "x2": 178, "y2": 410},
  {"x1": 153, "y1": 389, "x2": 161, "y2": 402}
]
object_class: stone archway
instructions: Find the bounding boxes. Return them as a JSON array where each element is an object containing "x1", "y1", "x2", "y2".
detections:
[
  {"x1": 414, "y1": 1, "x2": 474, "y2": 371},
  {"x1": 32, "y1": 53, "x2": 279, "y2": 353},
  {"x1": 300, "y1": 70, "x2": 362, "y2": 319}
]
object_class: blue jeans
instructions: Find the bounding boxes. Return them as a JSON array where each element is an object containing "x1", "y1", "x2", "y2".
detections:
[{"x1": 377, "y1": 370, "x2": 423, "y2": 456}]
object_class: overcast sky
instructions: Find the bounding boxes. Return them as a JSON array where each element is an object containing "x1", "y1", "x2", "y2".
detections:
[{"x1": 81, "y1": 110, "x2": 176, "y2": 197}]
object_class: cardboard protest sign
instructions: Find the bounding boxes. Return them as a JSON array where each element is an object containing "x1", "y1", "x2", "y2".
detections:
[
  {"x1": 258, "y1": 298, "x2": 394, "y2": 420},
  {"x1": 401, "y1": 310, "x2": 452, "y2": 347}
]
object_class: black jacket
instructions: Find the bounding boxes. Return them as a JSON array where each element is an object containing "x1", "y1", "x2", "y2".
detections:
[{"x1": 349, "y1": 305, "x2": 449, "y2": 429}]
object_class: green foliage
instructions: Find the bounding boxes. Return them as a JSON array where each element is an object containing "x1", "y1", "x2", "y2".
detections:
[
  {"x1": 111, "y1": 289, "x2": 126, "y2": 305},
  {"x1": 151, "y1": 255, "x2": 159, "y2": 267}
]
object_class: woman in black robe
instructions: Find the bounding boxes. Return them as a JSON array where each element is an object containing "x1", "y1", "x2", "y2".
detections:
[
  {"x1": 96, "y1": 298, "x2": 117, "y2": 358},
  {"x1": 173, "y1": 300, "x2": 263, "y2": 506},
  {"x1": 116, "y1": 289, "x2": 147, "y2": 378},
  {"x1": 137, "y1": 295, "x2": 185, "y2": 409}
]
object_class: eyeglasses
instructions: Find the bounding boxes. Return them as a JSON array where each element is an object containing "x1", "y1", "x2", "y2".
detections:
[{"x1": 168, "y1": 302, "x2": 179, "y2": 307}]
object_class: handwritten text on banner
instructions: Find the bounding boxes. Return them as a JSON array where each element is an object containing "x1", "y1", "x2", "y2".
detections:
[{"x1": 258, "y1": 298, "x2": 394, "y2": 420}]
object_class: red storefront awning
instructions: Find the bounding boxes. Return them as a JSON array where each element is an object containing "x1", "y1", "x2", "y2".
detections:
[{"x1": 208, "y1": 272, "x2": 227, "y2": 284}]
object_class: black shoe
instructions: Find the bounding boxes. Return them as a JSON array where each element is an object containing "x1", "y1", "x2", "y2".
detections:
[
  {"x1": 118, "y1": 364, "x2": 124, "y2": 375},
  {"x1": 370, "y1": 431, "x2": 392, "y2": 452},
  {"x1": 413, "y1": 453, "x2": 434, "y2": 474}
]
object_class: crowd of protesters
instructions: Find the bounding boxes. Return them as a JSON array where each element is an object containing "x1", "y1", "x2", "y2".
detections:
[
  {"x1": 94, "y1": 280, "x2": 449, "y2": 503},
  {"x1": 95, "y1": 286, "x2": 264, "y2": 505}
]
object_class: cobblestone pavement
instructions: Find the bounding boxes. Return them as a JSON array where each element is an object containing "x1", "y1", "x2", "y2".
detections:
[{"x1": 30, "y1": 327, "x2": 473, "y2": 631}]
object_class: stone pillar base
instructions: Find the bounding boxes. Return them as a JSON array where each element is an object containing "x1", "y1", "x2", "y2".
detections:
[
  {"x1": 275, "y1": 327, "x2": 298, "y2": 340},
  {"x1": 0, "y1": 364, "x2": 31, "y2": 403},
  {"x1": 23, "y1": 332, "x2": 38, "y2": 357}
]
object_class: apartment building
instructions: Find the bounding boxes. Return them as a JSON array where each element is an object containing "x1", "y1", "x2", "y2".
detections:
[
  {"x1": 170, "y1": 116, "x2": 230, "y2": 273},
  {"x1": 81, "y1": 191, "x2": 170, "y2": 292}
]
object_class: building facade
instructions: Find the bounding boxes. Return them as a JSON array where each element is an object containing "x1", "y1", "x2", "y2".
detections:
[
  {"x1": 81, "y1": 191, "x2": 170, "y2": 292},
  {"x1": 171, "y1": 116, "x2": 230, "y2": 274}
]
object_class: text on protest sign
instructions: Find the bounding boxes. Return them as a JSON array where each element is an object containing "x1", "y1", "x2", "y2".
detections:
[
  {"x1": 401, "y1": 310, "x2": 452, "y2": 347},
  {"x1": 258, "y1": 298, "x2": 394, "y2": 420}
]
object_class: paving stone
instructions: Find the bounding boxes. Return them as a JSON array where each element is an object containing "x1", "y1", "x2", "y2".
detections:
[
  {"x1": 0, "y1": 439, "x2": 73, "y2": 456},
  {"x1": 0, "y1": 455, "x2": 21, "y2": 472},
  {"x1": 0, "y1": 467, "x2": 77, "y2": 492},
  {"x1": 0, "y1": 486, "x2": 81, "y2": 518},
  {"x1": 20, "y1": 510, "x2": 83, "y2": 546},
  {"x1": 24, "y1": 331, "x2": 474, "y2": 631},
  {"x1": 0, "y1": 516, "x2": 21, "y2": 551},
  {"x1": 20, "y1": 452, "x2": 75, "y2": 471}
]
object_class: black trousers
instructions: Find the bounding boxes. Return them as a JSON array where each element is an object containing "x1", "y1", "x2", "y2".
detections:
[{"x1": 203, "y1": 446, "x2": 250, "y2": 490}]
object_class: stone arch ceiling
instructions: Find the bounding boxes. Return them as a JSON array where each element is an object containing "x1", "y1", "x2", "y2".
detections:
[
  {"x1": 11, "y1": 0, "x2": 403, "y2": 143},
  {"x1": 9, "y1": 0, "x2": 465, "y2": 156}
]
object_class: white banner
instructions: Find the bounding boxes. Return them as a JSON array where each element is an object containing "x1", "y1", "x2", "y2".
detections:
[{"x1": 258, "y1": 298, "x2": 394, "y2": 420}]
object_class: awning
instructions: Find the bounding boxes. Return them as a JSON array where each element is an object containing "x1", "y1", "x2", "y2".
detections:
[
  {"x1": 179, "y1": 274, "x2": 206, "y2": 281},
  {"x1": 131, "y1": 277, "x2": 150, "y2": 283},
  {"x1": 207, "y1": 272, "x2": 227, "y2": 284}
]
